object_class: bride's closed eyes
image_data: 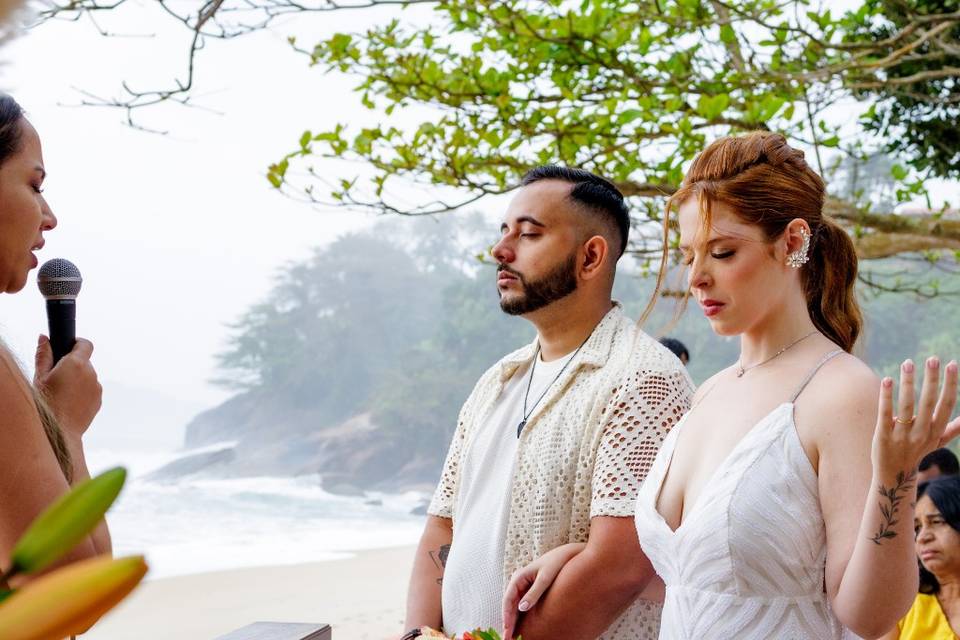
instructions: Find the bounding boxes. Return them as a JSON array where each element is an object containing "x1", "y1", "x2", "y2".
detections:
[{"x1": 680, "y1": 249, "x2": 736, "y2": 266}]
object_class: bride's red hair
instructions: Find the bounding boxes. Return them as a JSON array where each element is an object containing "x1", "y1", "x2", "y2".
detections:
[{"x1": 645, "y1": 131, "x2": 861, "y2": 352}]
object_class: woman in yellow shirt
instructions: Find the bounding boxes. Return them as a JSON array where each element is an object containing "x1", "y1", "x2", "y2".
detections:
[{"x1": 882, "y1": 476, "x2": 960, "y2": 639}]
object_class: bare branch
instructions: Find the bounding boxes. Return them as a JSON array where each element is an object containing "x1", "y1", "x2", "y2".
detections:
[
  {"x1": 854, "y1": 232, "x2": 960, "y2": 260},
  {"x1": 858, "y1": 271, "x2": 960, "y2": 298},
  {"x1": 33, "y1": 0, "x2": 439, "y2": 128},
  {"x1": 826, "y1": 198, "x2": 960, "y2": 242},
  {"x1": 849, "y1": 67, "x2": 960, "y2": 90},
  {"x1": 617, "y1": 182, "x2": 677, "y2": 198}
]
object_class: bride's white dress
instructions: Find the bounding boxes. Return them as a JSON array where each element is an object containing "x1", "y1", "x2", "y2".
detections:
[{"x1": 634, "y1": 351, "x2": 855, "y2": 639}]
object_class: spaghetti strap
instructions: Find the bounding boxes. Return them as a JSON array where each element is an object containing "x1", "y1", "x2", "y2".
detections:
[{"x1": 791, "y1": 349, "x2": 844, "y2": 403}]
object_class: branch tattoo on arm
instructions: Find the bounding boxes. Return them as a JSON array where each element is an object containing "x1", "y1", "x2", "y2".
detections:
[
  {"x1": 429, "y1": 544, "x2": 451, "y2": 585},
  {"x1": 871, "y1": 470, "x2": 917, "y2": 545}
]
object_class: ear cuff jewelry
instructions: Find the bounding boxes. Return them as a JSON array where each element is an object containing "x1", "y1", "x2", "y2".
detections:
[{"x1": 786, "y1": 228, "x2": 811, "y2": 269}]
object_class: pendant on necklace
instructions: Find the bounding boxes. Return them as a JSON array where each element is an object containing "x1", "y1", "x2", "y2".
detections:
[
  {"x1": 517, "y1": 419, "x2": 527, "y2": 438},
  {"x1": 736, "y1": 368, "x2": 745, "y2": 378}
]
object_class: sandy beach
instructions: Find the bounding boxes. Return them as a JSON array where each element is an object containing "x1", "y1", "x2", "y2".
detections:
[{"x1": 82, "y1": 546, "x2": 416, "y2": 640}]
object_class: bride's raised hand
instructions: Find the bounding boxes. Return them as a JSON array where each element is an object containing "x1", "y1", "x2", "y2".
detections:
[
  {"x1": 873, "y1": 357, "x2": 959, "y2": 477},
  {"x1": 501, "y1": 542, "x2": 585, "y2": 640}
]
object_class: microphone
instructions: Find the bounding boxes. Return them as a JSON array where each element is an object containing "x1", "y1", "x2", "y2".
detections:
[{"x1": 37, "y1": 259, "x2": 82, "y2": 365}]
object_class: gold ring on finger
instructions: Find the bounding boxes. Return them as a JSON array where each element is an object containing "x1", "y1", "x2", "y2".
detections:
[{"x1": 895, "y1": 415, "x2": 917, "y2": 426}]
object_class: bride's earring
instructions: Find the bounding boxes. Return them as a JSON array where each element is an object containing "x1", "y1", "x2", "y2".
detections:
[{"x1": 786, "y1": 228, "x2": 811, "y2": 268}]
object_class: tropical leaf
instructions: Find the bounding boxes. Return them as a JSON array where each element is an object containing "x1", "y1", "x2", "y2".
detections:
[
  {"x1": 0, "y1": 555, "x2": 148, "y2": 640},
  {"x1": 7, "y1": 468, "x2": 126, "y2": 577}
]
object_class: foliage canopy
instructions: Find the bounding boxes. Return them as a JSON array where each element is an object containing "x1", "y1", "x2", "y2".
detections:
[
  {"x1": 851, "y1": 0, "x2": 960, "y2": 181},
  {"x1": 38, "y1": 0, "x2": 960, "y2": 293}
]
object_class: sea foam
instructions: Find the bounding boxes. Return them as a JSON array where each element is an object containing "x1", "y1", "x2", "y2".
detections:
[{"x1": 86, "y1": 445, "x2": 426, "y2": 579}]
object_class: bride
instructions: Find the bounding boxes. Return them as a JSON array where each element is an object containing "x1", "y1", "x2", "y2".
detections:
[{"x1": 501, "y1": 132, "x2": 960, "y2": 640}]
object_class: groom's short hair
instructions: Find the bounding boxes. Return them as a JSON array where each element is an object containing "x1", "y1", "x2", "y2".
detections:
[{"x1": 520, "y1": 165, "x2": 631, "y2": 257}]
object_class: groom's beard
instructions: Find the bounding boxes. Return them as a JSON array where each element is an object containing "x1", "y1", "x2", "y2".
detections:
[{"x1": 498, "y1": 253, "x2": 579, "y2": 316}]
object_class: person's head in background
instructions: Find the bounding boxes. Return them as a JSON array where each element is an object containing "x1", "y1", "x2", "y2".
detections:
[
  {"x1": 918, "y1": 448, "x2": 960, "y2": 485},
  {"x1": 915, "y1": 477, "x2": 960, "y2": 595},
  {"x1": 0, "y1": 93, "x2": 56, "y2": 294},
  {"x1": 492, "y1": 165, "x2": 630, "y2": 322},
  {"x1": 659, "y1": 337, "x2": 690, "y2": 365}
]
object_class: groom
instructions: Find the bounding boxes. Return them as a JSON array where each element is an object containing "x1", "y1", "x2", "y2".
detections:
[{"x1": 401, "y1": 166, "x2": 693, "y2": 640}]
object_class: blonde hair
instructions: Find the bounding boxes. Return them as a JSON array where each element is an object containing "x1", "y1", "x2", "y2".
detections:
[
  {"x1": 0, "y1": 341, "x2": 73, "y2": 482},
  {"x1": 34, "y1": 388, "x2": 73, "y2": 482}
]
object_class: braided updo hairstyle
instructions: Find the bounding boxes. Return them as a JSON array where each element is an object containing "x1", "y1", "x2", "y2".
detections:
[{"x1": 649, "y1": 131, "x2": 862, "y2": 352}]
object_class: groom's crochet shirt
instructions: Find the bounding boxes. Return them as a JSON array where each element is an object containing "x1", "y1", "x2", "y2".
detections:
[{"x1": 429, "y1": 303, "x2": 694, "y2": 639}]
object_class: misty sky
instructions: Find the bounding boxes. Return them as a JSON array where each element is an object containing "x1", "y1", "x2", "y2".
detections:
[{"x1": 0, "y1": 6, "x2": 431, "y2": 420}]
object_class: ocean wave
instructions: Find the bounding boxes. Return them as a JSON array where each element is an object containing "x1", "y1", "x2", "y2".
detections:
[{"x1": 86, "y1": 446, "x2": 427, "y2": 580}]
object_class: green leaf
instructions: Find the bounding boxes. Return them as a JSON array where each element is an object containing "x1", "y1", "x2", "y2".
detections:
[
  {"x1": 9, "y1": 468, "x2": 126, "y2": 577},
  {"x1": 267, "y1": 157, "x2": 289, "y2": 189},
  {"x1": 299, "y1": 130, "x2": 312, "y2": 151},
  {"x1": 719, "y1": 24, "x2": 736, "y2": 44},
  {"x1": 329, "y1": 33, "x2": 353, "y2": 56},
  {"x1": 696, "y1": 94, "x2": 729, "y2": 121},
  {"x1": 891, "y1": 164, "x2": 908, "y2": 180},
  {"x1": 760, "y1": 95, "x2": 786, "y2": 121},
  {"x1": 637, "y1": 27, "x2": 654, "y2": 54}
]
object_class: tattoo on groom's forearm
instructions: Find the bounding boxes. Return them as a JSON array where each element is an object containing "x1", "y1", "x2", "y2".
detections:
[
  {"x1": 870, "y1": 470, "x2": 917, "y2": 545},
  {"x1": 429, "y1": 544, "x2": 452, "y2": 584}
]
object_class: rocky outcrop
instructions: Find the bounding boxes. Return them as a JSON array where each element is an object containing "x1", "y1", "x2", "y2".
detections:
[
  {"x1": 303, "y1": 414, "x2": 442, "y2": 495},
  {"x1": 146, "y1": 445, "x2": 236, "y2": 482},
  {"x1": 156, "y1": 394, "x2": 445, "y2": 496}
]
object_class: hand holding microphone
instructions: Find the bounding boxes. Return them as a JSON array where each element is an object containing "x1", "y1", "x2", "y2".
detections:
[
  {"x1": 38, "y1": 258, "x2": 81, "y2": 364},
  {"x1": 34, "y1": 258, "x2": 102, "y2": 441}
]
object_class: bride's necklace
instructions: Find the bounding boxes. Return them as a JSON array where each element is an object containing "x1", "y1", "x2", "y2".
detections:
[{"x1": 736, "y1": 330, "x2": 819, "y2": 378}]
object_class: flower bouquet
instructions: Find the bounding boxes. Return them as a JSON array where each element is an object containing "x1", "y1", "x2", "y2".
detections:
[{"x1": 420, "y1": 627, "x2": 520, "y2": 640}]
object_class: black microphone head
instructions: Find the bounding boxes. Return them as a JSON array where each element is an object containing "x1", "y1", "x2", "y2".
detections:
[{"x1": 38, "y1": 258, "x2": 82, "y2": 300}]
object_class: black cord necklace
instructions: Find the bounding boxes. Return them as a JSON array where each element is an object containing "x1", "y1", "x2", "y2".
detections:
[{"x1": 517, "y1": 336, "x2": 591, "y2": 438}]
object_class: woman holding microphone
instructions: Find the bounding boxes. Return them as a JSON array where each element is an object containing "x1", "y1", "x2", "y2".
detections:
[{"x1": 0, "y1": 92, "x2": 109, "y2": 577}]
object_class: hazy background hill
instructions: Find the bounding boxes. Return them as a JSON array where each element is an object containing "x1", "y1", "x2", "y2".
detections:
[{"x1": 148, "y1": 213, "x2": 960, "y2": 496}]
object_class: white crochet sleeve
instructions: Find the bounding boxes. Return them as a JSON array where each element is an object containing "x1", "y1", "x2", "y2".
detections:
[
  {"x1": 590, "y1": 362, "x2": 692, "y2": 518},
  {"x1": 427, "y1": 407, "x2": 468, "y2": 519},
  {"x1": 428, "y1": 363, "x2": 500, "y2": 520}
]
